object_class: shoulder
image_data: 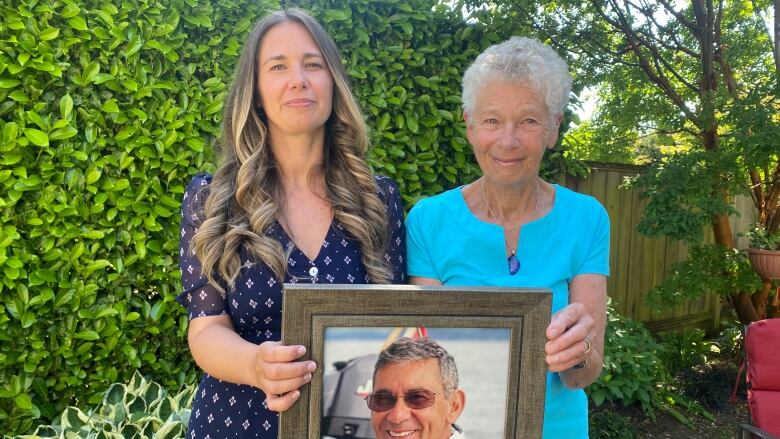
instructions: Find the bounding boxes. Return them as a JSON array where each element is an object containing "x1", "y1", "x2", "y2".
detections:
[
  {"x1": 373, "y1": 175, "x2": 403, "y2": 208},
  {"x1": 406, "y1": 187, "x2": 465, "y2": 234},
  {"x1": 374, "y1": 175, "x2": 400, "y2": 197},
  {"x1": 184, "y1": 173, "x2": 212, "y2": 204},
  {"x1": 186, "y1": 172, "x2": 212, "y2": 194},
  {"x1": 555, "y1": 185, "x2": 608, "y2": 218},
  {"x1": 182, "y1": 173, "x2": 212, "y2": 224}
]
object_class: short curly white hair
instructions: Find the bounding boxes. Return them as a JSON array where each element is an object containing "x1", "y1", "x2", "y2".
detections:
[{"x1": 462, "y1": 36, "x2": 572, "y2": 120}]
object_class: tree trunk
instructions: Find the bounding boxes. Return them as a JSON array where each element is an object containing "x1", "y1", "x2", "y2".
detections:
[
  {"x1": 768, "y1": 285, "x2": 780, "y2": 319},
  {"x1": 712, "y1": 212, "x2": 734, "y2": 248},
  {"x1": 735, "y1": 290, "x2": 761, "y2": 324},
  {"x1": 752, "y1": 279, "x2": 774, "y2": 320}
]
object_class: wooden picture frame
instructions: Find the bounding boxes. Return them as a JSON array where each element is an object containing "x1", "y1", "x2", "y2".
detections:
[{"x1": 280, "y1": 284, "x2": 552, "y2": 439}]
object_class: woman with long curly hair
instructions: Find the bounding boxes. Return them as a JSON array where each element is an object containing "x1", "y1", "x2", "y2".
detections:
[{"x1": 176, "y1": 9, "x2": 406, "y2": 438}]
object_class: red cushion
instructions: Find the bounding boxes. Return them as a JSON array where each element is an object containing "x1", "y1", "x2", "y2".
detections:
[
  {"x1": 746, "y1": 319, "x2": 780, "y2": 390},
  {"x1": 748, "y1": 389, "x2": 780, "y2": 435}
]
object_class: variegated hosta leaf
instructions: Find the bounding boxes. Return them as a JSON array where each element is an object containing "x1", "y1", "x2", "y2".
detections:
[
  {"x1": 16, "y1": 375, "x2": 194, "y2": 438},
  {"x1": 152, "y1": 421, "x2": 186, "y2": 439}
]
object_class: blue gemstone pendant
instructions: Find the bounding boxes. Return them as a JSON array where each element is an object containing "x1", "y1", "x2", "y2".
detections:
[{"x1": 508, "y1": 252, "x2": 520, "y2": 275}]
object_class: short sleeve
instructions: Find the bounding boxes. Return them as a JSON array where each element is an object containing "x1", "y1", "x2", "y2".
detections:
[
  {"x1": 405, "y1": 197, "x2": 440, "y2": 280},
  {"x1": 176, "y1": 174, "x2": 229, "y2": 320},
  {"x1": 574, "y1": 200, "x2": 610, "y2": 277},
  {"x1": 375, "y1": 176, "x2": 407, "y2": 283}
]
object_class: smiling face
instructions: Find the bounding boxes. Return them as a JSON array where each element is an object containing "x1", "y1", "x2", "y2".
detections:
[
  {"x1": 370, "y1": 359, "x2": 465, "y2": 439},
  {"x1": 256, "y1": 21, "x2": 334, "y2": 139},
  {"x1": 465, "y1": 81, "x2": 561, "y2": 188}
]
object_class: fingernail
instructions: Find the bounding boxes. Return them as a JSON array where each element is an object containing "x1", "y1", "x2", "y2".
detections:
[
  {"x1": 304, "y1": 373, "x2": 312, "y2": 382},
  {"x1": 291, "y1": 390, "x2": 300, "y2": 400},
  {"x1": 307, "y1": 362, "x2": 317, "y2": 372},
  {"x1": 297, "y1": 346, "x2": 306, "y2": 355}
]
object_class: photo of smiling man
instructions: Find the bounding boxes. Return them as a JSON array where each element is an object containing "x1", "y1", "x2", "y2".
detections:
[{"x1": 366, "y1": 337, "x2": 467, "y2": 439}]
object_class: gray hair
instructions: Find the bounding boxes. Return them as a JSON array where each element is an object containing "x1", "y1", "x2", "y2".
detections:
[
  {"x1": 462, "y1": 36, "x2": 572, "y2": 120},
  {"x1": 374, "y1": 337, "x2": 459, "y2": 398}
]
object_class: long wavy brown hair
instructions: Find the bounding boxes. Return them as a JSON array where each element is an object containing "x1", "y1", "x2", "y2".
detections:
[{"x1": 191, "y1": 9, "x2": 392, "y2": 292}]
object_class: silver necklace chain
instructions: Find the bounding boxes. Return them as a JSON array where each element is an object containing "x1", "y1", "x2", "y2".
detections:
[{"x1": 481, "y1": 178, "x2": 541, "y2": 254}]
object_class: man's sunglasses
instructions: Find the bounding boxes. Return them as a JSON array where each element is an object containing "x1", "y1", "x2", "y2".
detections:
[{"x1": 364, "y1": 389, "x2": 439, "y2": 412}]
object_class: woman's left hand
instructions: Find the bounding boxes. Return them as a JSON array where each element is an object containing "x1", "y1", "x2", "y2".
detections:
[
  {"x1": 544, "y1": 274, "x2": 607, "y2": 388},
  {"x1": 545, "y1": 302, "x2": 595, "y2": 371}
]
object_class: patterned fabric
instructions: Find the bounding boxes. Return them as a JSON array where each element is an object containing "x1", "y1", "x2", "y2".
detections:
[{"x1": 177, "y1": 173, "x2": 406, "y2": 438}]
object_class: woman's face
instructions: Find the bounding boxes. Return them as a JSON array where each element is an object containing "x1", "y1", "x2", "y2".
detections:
[
  {"x1": 465, "y1": 81, "x2": 560, "y2": 188},
  {"x1": 257, "y1": 21, "x2": 334, "y2": 139}
]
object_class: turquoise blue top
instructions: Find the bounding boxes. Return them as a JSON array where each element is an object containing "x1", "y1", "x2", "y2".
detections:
[{"x1": 406, "y1": 184, "x2": 610, "y2": 438}]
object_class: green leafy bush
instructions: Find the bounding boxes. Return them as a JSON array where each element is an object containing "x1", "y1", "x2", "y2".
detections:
[
  {"x1": 742, "y1": 223, "x2": 780, "y2": 250},
  {"x1": 657, "y1": 328, "x2": 719, "y2": 376},
  {"x1": 588, "y1": 305, "x2": 716, "y2": 429},
  {"x1": 712, "y1": 319, "x2": 743, "y2": 359},
  {"x1": 587, "y1": 302, "x2": 665, "y2": 412},
  {"x1": 589, "y1": 407, "x2": 638, "y2": 439},
  {"x1": 0, "y1": 0, "x2": 273, "y2": 433},
  {"x1": 645, "y1": 245, "x2": 761, "y2": 310},
  {"x1": 12, "y1": 371, "x2": 195, "y2": 439}
]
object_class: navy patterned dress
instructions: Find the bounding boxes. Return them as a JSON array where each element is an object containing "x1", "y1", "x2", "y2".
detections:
[{"x1": 176, "y1": 173, "x2": 406, "y2": 438}]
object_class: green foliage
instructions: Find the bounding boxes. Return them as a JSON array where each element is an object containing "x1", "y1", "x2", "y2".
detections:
[
  {"x1": 13, "y1": 371, "x2": 196, "y2": 438},
  {"x1": 587, "y1": 302, "x2": 665, "y2": 412},
  {"x1": 589, "y1": 408, "x2": 638, "y2": 439},
  {"x1": 712, "y1": 319, "x2": 743, "y2": 359},
  {"x1": 657, "y1": 328, "x2": 719, "y2": 376},
  {"x1": 588, "y1": 305, "x2": 717, "y2": 431},
  {"x1": 623, "y1": 149, "x2": 741, "y2": 244},
  {"x1": 645, "y1": 245, "x2": 762, "y2": 310},
  {"x1": 0, "y1": 0, "x2": 274, "y2": 433},
  {"x1": 742, "y1": 223, "x2": 780, "y2": 250}
]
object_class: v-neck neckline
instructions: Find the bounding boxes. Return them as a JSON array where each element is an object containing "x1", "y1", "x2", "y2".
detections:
[{"x1": 275, "y1": 219, "x2": 334, "y2": 263}]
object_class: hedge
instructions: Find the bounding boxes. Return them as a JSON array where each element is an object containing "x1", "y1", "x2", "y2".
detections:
[
  {"x1": 0, "y1": 0, "x2": 274, "y2": 433},
  {"x1": 0, "y1": 0, "x2": 577, "y2": 434}
]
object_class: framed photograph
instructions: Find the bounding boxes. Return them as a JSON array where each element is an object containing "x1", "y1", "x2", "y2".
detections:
[{"x1": 280, "y1": 284, "x2": 552, "y2": 439}]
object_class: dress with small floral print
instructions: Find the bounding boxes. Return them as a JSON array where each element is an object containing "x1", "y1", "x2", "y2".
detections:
[{"x1": 176, "y1": 173, "x2": 406, "y2": 439}]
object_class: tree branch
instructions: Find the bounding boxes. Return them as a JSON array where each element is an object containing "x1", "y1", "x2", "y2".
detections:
[
  {"x1": 774, "y1": 0, "x2": 780, "y2": 79},
  {"x1": 656, "y1": 0, "x2": 699, "y2": 34},
  {"x1": 714, "y1": 0, "x2": 738, "y2": 97},
  {"x1": 598, "y1": 0, "x2": 701, "y2": 124},
  {"x1": 644, "y1": 11, "x2": 700, "y2": 58},
  {"x1": 765, "y1": 161, "x2": 780, "y2": 233}
]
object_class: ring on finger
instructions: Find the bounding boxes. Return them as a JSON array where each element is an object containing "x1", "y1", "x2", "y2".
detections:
[{"x1": 583, "y1": 337, "x2": 592, "y2": 355}]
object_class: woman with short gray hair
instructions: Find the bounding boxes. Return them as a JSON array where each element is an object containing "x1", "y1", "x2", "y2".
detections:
[{"x1": 406, "y1": 37, "x2": 609, "y2": 438}]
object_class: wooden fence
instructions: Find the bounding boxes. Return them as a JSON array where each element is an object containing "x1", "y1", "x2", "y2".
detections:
[{"x1": 562, "y1": 162, "x2": 756, "y2": 333}]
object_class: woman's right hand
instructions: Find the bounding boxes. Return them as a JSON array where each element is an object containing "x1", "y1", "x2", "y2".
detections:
[
  {"x1": 187, "y1": 315, "x2": 317, "y2": 412},
  {"x1": 255, "y1": 341, "x2": 317, "y2": 412}
]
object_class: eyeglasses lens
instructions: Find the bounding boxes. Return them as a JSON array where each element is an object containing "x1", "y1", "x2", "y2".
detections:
[{"x1": 366, "y1": 390, "x2": 436, "y2": 412}]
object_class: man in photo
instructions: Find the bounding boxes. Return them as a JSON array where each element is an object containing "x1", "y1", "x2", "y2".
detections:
[{"x1": 365, "y1": 337, "x2": 467, "y2": 439}]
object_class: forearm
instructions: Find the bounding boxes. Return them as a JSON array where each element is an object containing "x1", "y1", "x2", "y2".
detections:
[{"x1": 189, "y1": 322, "x2": 260, "y2": 388}]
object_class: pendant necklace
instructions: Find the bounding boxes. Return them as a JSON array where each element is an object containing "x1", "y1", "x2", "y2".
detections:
[{"x1": 481, "y1": 178, "x2": 541, "y2": 275}]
